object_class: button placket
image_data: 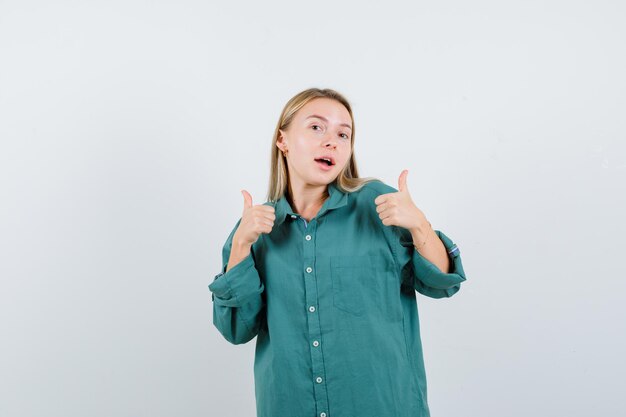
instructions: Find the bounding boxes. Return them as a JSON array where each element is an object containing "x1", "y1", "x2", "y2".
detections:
[{"x1": 300, "y1": 219, "x2": 330, "y2": 415}]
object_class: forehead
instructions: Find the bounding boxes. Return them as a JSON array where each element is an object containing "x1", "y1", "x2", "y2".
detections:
[{"x1": 297, "y1": 98, "x2": 352, "y2": 127}]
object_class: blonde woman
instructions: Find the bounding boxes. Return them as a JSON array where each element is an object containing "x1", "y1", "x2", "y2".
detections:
[{"x1": 209, "y1": 87, "x2": 467, "y2": 417}]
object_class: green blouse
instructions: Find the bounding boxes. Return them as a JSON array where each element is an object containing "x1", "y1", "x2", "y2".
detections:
[{"x1": 208, "y1": 179, "x2": 467, "y2": 417}]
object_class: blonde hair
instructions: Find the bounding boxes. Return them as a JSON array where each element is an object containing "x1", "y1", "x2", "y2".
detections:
[{"x1": 266, "y1": 87, "x2": 381, "y2": 202}]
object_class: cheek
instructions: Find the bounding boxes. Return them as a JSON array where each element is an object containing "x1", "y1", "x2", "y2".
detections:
[{"x1": 343, "y1": 148, "x2": 353, "y2": 162}]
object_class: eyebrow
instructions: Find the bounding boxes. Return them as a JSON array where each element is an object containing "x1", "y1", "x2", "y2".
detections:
[{"x1": 305, "y1": 114, "x2": 352, "y2": 131}]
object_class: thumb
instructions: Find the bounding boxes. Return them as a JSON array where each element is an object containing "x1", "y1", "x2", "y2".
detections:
[
  {"x1": 241, "y1": 189, "x2": 253, "y2": 209},
  {"x1": 398, "y1": 169, "x2": 409, "y2": 193}
]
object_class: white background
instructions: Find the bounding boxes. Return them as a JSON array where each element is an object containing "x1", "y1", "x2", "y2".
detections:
[{"x1": 1, "y1": 1, "x2": 624, "y2": 416}]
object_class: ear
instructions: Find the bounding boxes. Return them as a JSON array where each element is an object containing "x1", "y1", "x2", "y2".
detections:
[{"x1": 277, "y1": 130, "x2": 287, "y2": 150}]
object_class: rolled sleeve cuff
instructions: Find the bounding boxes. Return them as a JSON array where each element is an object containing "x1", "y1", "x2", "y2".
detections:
[
  {"x1": 208, "y1": 253, "x2": 263, "y2": 307},
  {"x1": 411, "y1": 229, "x2": 467, "y2": 290}
]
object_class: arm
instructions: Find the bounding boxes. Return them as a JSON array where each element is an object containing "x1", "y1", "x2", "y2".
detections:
[
  {"x1": 409, "y1": 220, "x2": 451, "y2": 274},
  {"x1": 208, "y1": 218, "x2": 265, "y2": 344},
  {"x1": 392, "y1": 225, "x2": 467, "y2": 299}
]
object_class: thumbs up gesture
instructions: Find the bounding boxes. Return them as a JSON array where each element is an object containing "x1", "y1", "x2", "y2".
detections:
[
  {"x1": 374, "y1": 170, "x2": 429, "y2": 233},
  {"x1": 233, "y1": 189, "x2": 276, "y2": 247}
]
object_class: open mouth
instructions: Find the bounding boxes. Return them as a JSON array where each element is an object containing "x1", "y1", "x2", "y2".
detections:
[{"x1": 314, "y1": 157, "x2": 335, "y2": 167}]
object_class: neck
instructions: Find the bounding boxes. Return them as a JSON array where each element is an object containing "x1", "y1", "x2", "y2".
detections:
[{"x1": 288, "y1": 182, "x2": 329, "y2": 219}]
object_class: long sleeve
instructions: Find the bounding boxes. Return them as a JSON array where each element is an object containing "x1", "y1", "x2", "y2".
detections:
[
  {"x1": 392, "y1": 225, "x2": 467, "y2": 299},
  {"x1": 208, "y1": 218, "x2": 265, "y2": 344}
]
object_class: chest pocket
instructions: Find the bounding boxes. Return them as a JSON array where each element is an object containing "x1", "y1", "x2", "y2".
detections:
[{"x1": 330, "y1": 254, "x2": 402, "y2": 321}]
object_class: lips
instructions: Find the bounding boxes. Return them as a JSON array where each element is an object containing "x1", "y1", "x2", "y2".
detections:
[
  {"x1": 315, "y1": 159, "x2": 333, "y2": 171},
  {"x1": 314, "y1": 155, "x2": 335, "y2": 166}
]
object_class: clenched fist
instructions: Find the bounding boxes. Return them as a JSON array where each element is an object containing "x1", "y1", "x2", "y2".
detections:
[{"x1": 233, "y1": 189, "x2": 276, "y2": 247}]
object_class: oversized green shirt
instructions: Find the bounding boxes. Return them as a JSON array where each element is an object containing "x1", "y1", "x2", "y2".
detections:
[{"x1": 208, "y1": 179, "x2": 467, "y2": 417}]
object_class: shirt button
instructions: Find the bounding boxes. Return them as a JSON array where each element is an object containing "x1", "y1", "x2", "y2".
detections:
[
  {"x1": 320, "y1": 413, "x2": 327, "y2": 417},
  {"x1": 313, "y1": 340, "x2": 319, "y2": 347},
  {"x1": 291, "y1": 215, "x2": 297, "y2": 219},
  {"x1": 305, "y1": 234, "x2": 311, "y2": 240},
  {"x1": 309, "y1": 306, "x2": 316, "y2": 312},
  {"x1": 316, "y1": 376, "x2": 323, "y2": 383},
  {"x1": 306, "y1": 267, "x2": 312, "y2": 273}
]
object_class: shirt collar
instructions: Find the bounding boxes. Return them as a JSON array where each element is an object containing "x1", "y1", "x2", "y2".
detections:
[{"x1": 268, "y1": 181, "x2": 348, "y2": 227}]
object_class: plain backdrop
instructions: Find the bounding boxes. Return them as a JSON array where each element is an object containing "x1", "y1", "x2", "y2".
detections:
[{"x1": 1, "y1": 1, "x2": 624, "y2": 416}]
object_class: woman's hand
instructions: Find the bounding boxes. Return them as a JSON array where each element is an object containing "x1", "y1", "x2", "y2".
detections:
[
  {"x1": 233, "y1": 189, "x2": 276, "y2": 247},
  {"x1": 374, "y1": 170, "x2": 430, "y2": 233}
]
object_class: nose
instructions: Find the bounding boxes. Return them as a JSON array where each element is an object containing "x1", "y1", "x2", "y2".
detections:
[{"x1": 323, "y1": 133, "x2": 338, "y2": 148}]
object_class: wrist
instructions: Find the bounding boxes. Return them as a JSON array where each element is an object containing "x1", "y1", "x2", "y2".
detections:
[
  {"x1": 410, "y1": 220, "x2": 432, "y2": 251},
  {"x1": 232, "y1": 237, "x2": 252, "y2": 250},
  {"x1": 409, "y1": 219, "x2": 431, "y2": 238}
]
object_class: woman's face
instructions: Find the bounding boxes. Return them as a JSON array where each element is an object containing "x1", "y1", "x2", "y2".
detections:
[{"x1": 278, "y1": 97, "x2": 353, "y2": 187}]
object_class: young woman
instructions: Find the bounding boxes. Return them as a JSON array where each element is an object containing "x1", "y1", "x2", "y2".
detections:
[{"x1": 209, "y1": 88, "x2": 467, "y2": 417}]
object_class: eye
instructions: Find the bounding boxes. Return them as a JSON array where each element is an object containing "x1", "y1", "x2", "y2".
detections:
[
  {"x1": 311, "y1": 125, "x2": 322, "y2": 131},
  {"x1": 340, "y1": 133, "x2": 349, "y2": 139}
]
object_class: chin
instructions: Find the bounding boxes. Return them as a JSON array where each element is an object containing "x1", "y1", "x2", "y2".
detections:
[{"x1": 308, "y1": 177, "x2": 335, "y2": 187}]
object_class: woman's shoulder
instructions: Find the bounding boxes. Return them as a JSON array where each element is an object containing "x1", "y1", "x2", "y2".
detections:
[
  {"x1": 351, "y1": 179, "x2": 398, "y2": 198},
  {"x1": 347, "y1": 180, "x2": 398, "y2": 217}
]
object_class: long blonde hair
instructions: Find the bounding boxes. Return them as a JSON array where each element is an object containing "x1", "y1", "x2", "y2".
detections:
[{"x1": 266, "y1": 88, "x2": 381, "y2": 202}]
